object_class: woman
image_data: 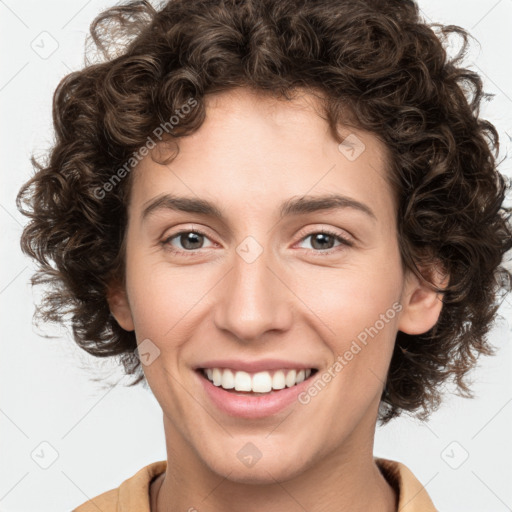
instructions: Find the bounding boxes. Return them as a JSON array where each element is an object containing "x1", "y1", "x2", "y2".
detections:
[{"x1": 16, "y1": 0, "x2": 512, "y2": 510}]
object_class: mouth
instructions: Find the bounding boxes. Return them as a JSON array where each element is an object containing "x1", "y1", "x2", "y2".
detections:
[{"x1": 196, "y1": 367, "x2": 319, "y2": 396}]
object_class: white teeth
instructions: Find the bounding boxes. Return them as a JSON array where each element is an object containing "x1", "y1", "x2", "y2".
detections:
[
  {"x1": 252, "y1": 372, "x2": 272, "y2": 392},
  {"x1": 285, "y1": 369, "x2": 296, "y2": 387},
  {"x1": 234, "y1": 371, "x2": 252, "y2": 391},
  {"x1": 212, "y1": 368, "x2": 222, "y2": 386},
  {"x1": 272, "y1": 370, "x2": 286, "y2": 390},
  {"x1": 202, "y1": 367, "x2": 315, "y2": 393},
  {"x1": 221, "y1": 369, "x2": 235, "y2": 389}
]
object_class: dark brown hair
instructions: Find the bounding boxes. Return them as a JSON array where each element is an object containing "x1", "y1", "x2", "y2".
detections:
[{"x1": 16, "y1": 0, "x2": 512, "y2": 423}]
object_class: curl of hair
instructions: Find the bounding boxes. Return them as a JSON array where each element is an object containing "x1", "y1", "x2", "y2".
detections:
[{"x1": 17, "y1": 0, "x2": 512, "y2": 423}]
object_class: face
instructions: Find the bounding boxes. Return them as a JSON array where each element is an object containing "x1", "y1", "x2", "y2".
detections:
[{"x1": 109, "y1": 87, "x2": 442, "y2": 483}]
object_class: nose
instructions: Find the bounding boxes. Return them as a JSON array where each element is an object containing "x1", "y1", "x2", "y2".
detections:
[{"x1": 213, "y1": 244, "x2": 294, "y2": 343}]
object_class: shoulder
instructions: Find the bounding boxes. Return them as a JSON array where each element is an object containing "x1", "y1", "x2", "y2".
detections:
[
  {"x1": 72, "y1": 461, "x2": 167, "y2": 512},
  {"x1": 375, "y1": 457, "x2": 438, "y2": 512},
  {"x1": 73, "y1": 487, "x2": 119, "y2": 512}
]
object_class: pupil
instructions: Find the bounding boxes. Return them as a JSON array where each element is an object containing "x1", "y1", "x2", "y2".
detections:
[
  {"x1": 182, "y1": 232, "x2": 202, "y2": 250},
  {"x1": 312, "y1": 233, "x2": 334, "y2": 250}
]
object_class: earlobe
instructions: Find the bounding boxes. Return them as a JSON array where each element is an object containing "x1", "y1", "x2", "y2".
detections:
[
  {"x1": 398, "y1": 266, "x2": 448, "y2": 335},
  {"x1": 106, "y1": 282, "x2": 135, "y2": 332}
]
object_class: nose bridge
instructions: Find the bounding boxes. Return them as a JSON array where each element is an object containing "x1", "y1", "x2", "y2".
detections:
[{"x1": 213, "y1": 238, "x2": 293, "y2": 342}]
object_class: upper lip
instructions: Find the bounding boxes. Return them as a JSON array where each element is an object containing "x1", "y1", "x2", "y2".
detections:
[{"x1": 195, "y1": 359, "x2": 318, "y2": 373}]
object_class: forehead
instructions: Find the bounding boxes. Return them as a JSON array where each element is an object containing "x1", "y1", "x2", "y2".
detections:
[{"x1": 129, "y1": 87, "x2": 396, "y2": 226}]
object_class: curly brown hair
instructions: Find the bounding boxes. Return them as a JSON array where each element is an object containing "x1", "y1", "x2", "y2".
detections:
[{"x1": 16, "y1": 0, "x2": 512, "y2": 423}]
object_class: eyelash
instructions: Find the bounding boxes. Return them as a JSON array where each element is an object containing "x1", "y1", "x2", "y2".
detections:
[{"x1": 161, "y1": 228, "x2": 353, "y2": 257}]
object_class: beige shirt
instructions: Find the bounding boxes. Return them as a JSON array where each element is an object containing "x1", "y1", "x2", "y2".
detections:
[{"x1": 73, "y1": 458, "x2": 437, "y2": 511}]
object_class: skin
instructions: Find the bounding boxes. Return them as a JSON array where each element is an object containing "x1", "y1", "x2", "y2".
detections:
[{"x1": 108, "y1": 87, "x2": 444, "y2": 512}]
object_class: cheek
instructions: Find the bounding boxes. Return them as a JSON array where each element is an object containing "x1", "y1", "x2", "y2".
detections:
[
  {"x1": 291, "y1": 259, "x2": 403, "y2": 404},
  {"x1": 131, "y1": 271, "x2": 194, "y2": 339},
  {"x1": 290, "y1": 267, "x2": 402, "y2": 441},
  {"x1": 124, "y1": 249, "x2": 209, "y2": 342},
  {"x1": 294, "y1": 261, "x2": 403, "y2": 340}
]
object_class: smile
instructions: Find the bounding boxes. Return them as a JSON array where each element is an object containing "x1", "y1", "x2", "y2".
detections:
[
  {"x1": 195, "y1": 367, "x2": 319, "y2": 419},
  {"x1": 200, "y1": 367, "x2": 316, "y2": 394}
]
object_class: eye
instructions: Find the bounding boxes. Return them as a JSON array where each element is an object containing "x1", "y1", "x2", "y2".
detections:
[
  {"x1": 296, "y1": 229, "x2": 353, "y2": 255},
  {"x1": 161, "y1": 227, "x2": 353, "y2": 257},
  {"x1": 161, "y1": 229, "x2": 215, "y2": 256}
]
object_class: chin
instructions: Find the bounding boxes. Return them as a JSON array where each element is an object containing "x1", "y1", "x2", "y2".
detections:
[{"x1": 203, "y1": 448, "x2": 313, "y2": 485}]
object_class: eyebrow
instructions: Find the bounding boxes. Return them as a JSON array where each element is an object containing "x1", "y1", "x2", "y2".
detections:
[{"x1": 141, "y1": 193, "x2": 377, "y2": 223}]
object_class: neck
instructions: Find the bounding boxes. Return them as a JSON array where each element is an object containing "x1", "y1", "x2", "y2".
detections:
[{"x1": 151, "y1": 417, "x2": 397, "y2": 512}]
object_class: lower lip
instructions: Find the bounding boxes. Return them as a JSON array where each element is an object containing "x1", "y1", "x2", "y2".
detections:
[{"x1": 195, "y1": 370, "x2": 316, "y2": 419}]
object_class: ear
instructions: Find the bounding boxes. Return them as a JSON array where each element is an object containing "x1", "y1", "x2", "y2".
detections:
[
  {"x1": 106, "y1": 281, "x2": 135, "y2": 332},
  {"x1": 397, "y1": 264, "x2": 448, "y2": 335}
]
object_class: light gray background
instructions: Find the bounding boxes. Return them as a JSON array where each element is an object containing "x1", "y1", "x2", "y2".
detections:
[{"x1": 1, "y1": 1, "x2": 511, "y2": 511}]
